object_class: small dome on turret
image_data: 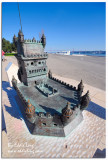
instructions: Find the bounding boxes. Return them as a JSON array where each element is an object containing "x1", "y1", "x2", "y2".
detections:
[
  {"x1": 77, "y1": 79, "x2": 84, "y2": 96},
  {"x1": 32, "y1": 37, "x2": 36, "y2": 42},
  {"x1": 41, "y1": 33, "x2": 45, "y2": 38},
  {"x1": 13, "y1": 34, "x2": 17, "y2": 44},
  {"x1": 18, "y1": 29, "x2": 24, "y2": 42},
  {"x1": 25, "y1": 99, "x2": 35, "y2": 118},
  {"x1": 62, "y1": 102, "x2": 73, "y2": 117},
  {"x1": 80, "y1": 90, "x2": 90, "y2": 110},
  {"x1": 78, "y1": 79, "x2": 84, "y2": 89},
  {"x1": 13, "y1": 34, "x2": 16, "y2": 38},
  {"x1": 86, "y1": 90, "x2": 89, "y2": 96},
  {"x1": 18, "y1": 29, "x2": 23, "y2": 35},
  {"x1": 41, "y1": 33, "x2": 46, "y2": 48},
  {"x1": 48, "y1": 70, "x2": 52, "y2": 78}
]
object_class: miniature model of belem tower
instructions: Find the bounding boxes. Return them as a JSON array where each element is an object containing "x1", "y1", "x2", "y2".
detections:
[{"x1": 12, "y1": 30, "x2": 90, "y2": 137}]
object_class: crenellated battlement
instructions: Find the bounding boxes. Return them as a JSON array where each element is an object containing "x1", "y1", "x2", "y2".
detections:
[
  {"x1": 21, "y1": 53, "x2": 48, "y2": 59},
  {"x1": 48, "y1": 71, "x2": 77, "y2": 91},
  {"x1": 13, "y1": 30, "x2": 46, "y2": 47},
  {"x1": 24, "y1": 39, "x2": 42, "y2": 43}
]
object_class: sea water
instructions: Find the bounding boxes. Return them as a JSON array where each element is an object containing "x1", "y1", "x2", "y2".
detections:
[
  {"x1": 70, "y1": 51, "x2": 106, "y2": 57},
  {"x1": 47, "y1": 51, "x2": 106, "y2": 57}
]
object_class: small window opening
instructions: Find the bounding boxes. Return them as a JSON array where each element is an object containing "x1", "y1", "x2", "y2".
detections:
[
  {"x1": 42, "y1": 123, "x2": 46, "y2": 126},
  {"x1": 31, "y1": 62, "x2": 33, "y2": 65},
  {"x1": 38, "y1": 61, "x2": 41, "y2": 64},
  {"x1": 20, "y1": 67, "x2": 23, "y2": 75},
  {"x1": 54, "y1": 124, "x2": 57, "y2": 126},
  {"x1": 65, "y1": 145, "x2": 67, "y2": 149}
]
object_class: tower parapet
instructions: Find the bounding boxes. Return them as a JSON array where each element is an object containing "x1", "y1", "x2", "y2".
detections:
[{"x1": 13, "y1": 30, "x2": 46, "y2": 56}]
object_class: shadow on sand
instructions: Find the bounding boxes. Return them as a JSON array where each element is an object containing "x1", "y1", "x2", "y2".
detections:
[
  {"x1": 2, "y1": 81, "x2": 34, "y2": 134},
  {"x1": 93, "y1": 148, "x2": 106, "y2": 158},
  {"x1": 86, "y1": 101, "x2": 106, "y2": 120},
  {"x1": 2, "y1": 81, "x2": 22, "y2": 120}
]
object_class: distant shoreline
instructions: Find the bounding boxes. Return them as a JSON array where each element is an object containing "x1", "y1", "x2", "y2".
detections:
[
  {"x1": 47, "y1": 52, "x2": 106, "y2": 57},
  {"x1": 71, "y1": 54, "x2": 106, "y2": 57},
  {"x1": 48, "y1": 53, "x2": 106, "y2": 57}
]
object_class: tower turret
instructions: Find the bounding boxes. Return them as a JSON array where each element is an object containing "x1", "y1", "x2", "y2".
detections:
[
  {"x1": 25, "y1": 99, "x2": 35, "y2": 118},
  {"x1": 48, "y1": 70, "x2": 52, "y2": 78},
  {"x1": 32, "y1": 37, "x2": 36, "y2": 42},
  {"x1": 77, "y1": 79, "x2": 84, "y2": 96},
  {"x1": 11, "y1": 76, "x2": 17, "y2": 90},
  {"x1": 41, "y1": 33, "x2": 46, "y2": 48},
  {"x1": 61, "y1": 102, "x2": 73, "y2": 125},
  {"x1": 18, "y1": 30, "x2": 24, "y2": 43},
  {"x1": 80, "y1": 90, "x2": 90, "y2": 110},
  {"x1": 13, "y1": 34, "x2": 17, "y2": 46}
]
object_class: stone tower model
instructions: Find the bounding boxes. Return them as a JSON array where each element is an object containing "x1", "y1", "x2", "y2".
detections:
[
  {"x1": 12, "y1": 30, "x2": 90, "y2": 137},
  {"x1": 13, "y1": 30, "x2": 47, "y2": 86}
]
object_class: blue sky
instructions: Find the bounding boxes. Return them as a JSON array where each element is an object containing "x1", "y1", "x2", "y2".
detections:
[{"x1": 2, "y1": 2, "x2": 106, "y2": 51}]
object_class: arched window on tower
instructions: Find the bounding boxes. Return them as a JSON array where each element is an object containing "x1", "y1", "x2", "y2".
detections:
[{"x1": 31, "y1": 62, "x2": 34, "y2": 65}]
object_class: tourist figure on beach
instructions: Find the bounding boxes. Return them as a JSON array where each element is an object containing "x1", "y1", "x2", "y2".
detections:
[{"x1": 2, "y1": 50, "x2": 6, "y2": 62}]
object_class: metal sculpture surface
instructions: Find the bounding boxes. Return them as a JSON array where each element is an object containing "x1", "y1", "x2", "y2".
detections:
[{"x1": 12, "y1": 30, "x2": 90, "y2": 137}]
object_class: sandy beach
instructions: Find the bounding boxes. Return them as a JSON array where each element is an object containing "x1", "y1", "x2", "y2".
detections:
[{"x1": 47, "y1": 54, "x2": 106, "y2": 90}]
